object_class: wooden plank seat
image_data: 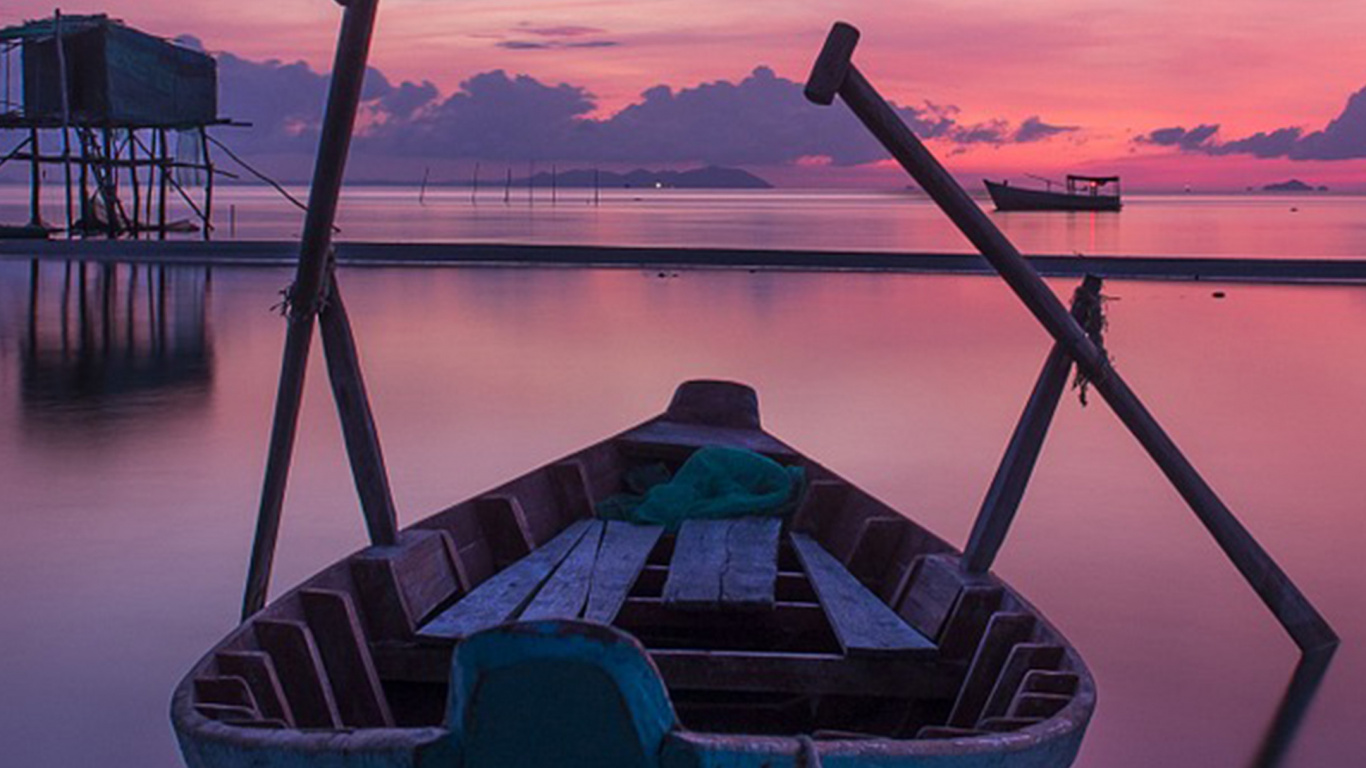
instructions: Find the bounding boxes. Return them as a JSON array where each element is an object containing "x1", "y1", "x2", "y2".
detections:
[
  {"x1": 663, "y1": 518, "x2": 781, "y2": 611},
  {"x1": 418, "y1": 520, "x2": 664, "y2": 642},
  {"x1": 789, "y1": 533, "x2": 935, "y2": 657}
]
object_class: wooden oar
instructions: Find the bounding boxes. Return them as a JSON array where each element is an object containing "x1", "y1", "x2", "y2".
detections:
[{"x1": 805, "y1": 21, "x2": 1336, "y2": 654}]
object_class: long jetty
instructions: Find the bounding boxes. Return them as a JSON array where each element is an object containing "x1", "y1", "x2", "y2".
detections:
[{"x1": 3, "y1": 239, "x2": 1365, "y2": 284}]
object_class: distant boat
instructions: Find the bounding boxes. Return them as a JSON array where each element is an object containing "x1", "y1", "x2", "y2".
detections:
[{"x1": 985, "y1": 175, "x2": 1122, "y2": 212}]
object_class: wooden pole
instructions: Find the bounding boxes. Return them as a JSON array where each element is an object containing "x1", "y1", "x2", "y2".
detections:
[
  {"x1": 54, "y1": 12, "x2": 74, "y2": 238},
  {"x1": 157, "y1": 129, "x2": 169, "y2": 240},
  {"x1": 963, "y1": 275, "x2": 1102, "y2": 574},
  {"x1": 101, "y1": 127, "x2": 116, "y2": 237},
  {"x1": 318, "y1": 274, "x2": 399, "y2": 547},
  {"x1": 129, "y1": 129, "x2": 141, "y2": 238},
  {"x1": 243, "y1": 0, "x2": 390, "y2": 620},
  {"x1": 806, "y1": 22, "x2": 1337, "y2": 654},
  {"x1": 200, "y1": 127, "x2": 214, "y2": 241},
  {"x1": 28, "y1": 130, "x2": 41, "y2": 227}
]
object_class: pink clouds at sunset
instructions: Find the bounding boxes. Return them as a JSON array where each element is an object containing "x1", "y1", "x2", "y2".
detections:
[{"x1": 3, "y1": 0, "x2": 1365, "y2": 189}]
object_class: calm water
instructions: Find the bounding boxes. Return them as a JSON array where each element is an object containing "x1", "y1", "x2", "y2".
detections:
[
  {"x1": 4, "y1": 184, "x2": 1366, "y2": 257},
  {"x1": 0, "y1": 194, "x2": 1363, "y2": 768}
]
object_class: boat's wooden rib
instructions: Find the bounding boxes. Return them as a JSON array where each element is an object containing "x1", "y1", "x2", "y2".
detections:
[
  {"x1": 947, "y1": 613, "x2": 1037, "y2": 728},
  {"x1": 213, "y1": 651, "x2": 293, "y2": 726},
  {"x1": 174, "y1": 381, "x2": 1095, "y2": 768},
  {"x1": 298, "y1": 589, "x2": 393, "y2": 727},
  {"x1": 251, "y1": 619, "x2": 342, "y2": 729}
]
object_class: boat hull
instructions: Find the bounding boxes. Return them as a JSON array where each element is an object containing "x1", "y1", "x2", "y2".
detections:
[
  {"x1": 172, "y1": 381, "x2": 1094, "y2": 768},
  {"x1": 984, "y1": 181, "x2": 1121, "y2": 212}
]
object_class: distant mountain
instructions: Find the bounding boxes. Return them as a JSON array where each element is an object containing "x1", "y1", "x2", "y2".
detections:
[
  {"x1": 518, "y1": 166, "x2": 772, "y2": 189},
  {"x1": 1260, "y1": 179, "x2": 1328, "y2": 192}
]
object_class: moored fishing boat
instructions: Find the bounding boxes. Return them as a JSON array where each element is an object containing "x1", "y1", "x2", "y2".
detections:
[
  {"x1": 985, "y1": 176, "x2": 1122, "y2": 212},
  {"x1": 173, "y1": 380, "x2": 1095, "y2": 768}
]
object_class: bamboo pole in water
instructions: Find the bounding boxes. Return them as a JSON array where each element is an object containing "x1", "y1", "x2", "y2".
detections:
[
  {"x1": 963, "y1": 275, "x2": 1102, "y2": 574},
  {"x1": 243, "y1": 0, "x2": 394, "y2": 619},
  {"x1": 806, "y1": 21, "x2": 1337, "y2": 654}
]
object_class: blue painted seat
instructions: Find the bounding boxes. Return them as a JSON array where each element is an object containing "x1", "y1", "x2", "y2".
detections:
[{"x1": 446, "y1": 620, "x2": 679, "y2": 768}]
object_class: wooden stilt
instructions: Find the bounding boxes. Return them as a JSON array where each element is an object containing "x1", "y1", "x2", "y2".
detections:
[
  {"x1": 54, "y1": 13, "x2": 74, "y2": 237},
  {"x1": 129, "y1": 129, "x2": 141, "y2": 238},
  {"x1": 158, "y1": 129, "x2": 169, "y2": 241},
  {"x1": 963, "y1": 275, "x2": 1102, "y2": 573},
  {"x1": 28, "y1": 130, "x2": 41, "y2": 227},
  {"x1": 806, "y1": 22, "x2": 1337, "y2": 654},
  {"x1": 243, "y1": 0, "x2": 387, "y2": 619},
  {"x1": 201, "y1": 127, "x2": 214, "y2": 241}
]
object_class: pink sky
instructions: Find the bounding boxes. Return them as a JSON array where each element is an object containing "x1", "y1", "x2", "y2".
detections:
[{"x1": 5, "y1": 1, "x2": 1366, "y2": 189}]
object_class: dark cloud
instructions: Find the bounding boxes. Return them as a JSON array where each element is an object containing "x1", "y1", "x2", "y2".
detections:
[
  {"x1": 1013, "y1": 116, "x2": 1079, "y2": 143},
  {"x1": 1136, "y1": 124, "x2": 1220, "y2": 150},
  {"x1": 209, "y1": 51, "x2": 1077, "y2": 172},
  {"x1": 1137, "y1": 86, "x2": 1366, "y2": 161},
  {"x1": 496, "y1": 39, "x2": 621, "y2": 51}
]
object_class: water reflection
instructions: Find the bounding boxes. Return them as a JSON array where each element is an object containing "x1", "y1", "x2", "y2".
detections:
[
  {"x1": 19, "y1": 261, "x2": 214, "y2": 435},
  {"x1": 1251, "y1": 649, "x2": 1336, "y2": 768}
]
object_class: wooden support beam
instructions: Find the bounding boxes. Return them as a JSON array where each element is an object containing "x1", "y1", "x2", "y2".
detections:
[
  {"x1": 805, "y1": 21, "x2": 1337, "y2": 654},
  {"x1": 963, "y1": 275, "x2": 1101, "y2": 574},
  {"x1": 317, "y1": 276, "x2": 398, "y2": 547},
  {"x1": 241, "y1": 0, "x2": 384, "y2": 619}
]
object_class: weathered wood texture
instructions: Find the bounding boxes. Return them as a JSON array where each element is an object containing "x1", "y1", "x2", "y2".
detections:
[
  {"x1": 519, "y1": 521, "x2": 606, "y2": 621},
  {"x1": 583, "y1": 522, "x2": 665, "y2": 623},
  {"x1": 664, "y1": 518, "x2": 781, "y2": 610},
  {"x1": 981, "y1": 644, "x2": 1063, "y2": 721},
  {"x1": 790, "y1": 533, "x2": 934, "y2": 656},
  {"x1": 299, "y1": 589, "x2": 393, "y2": 727},
  {"x1": 214, "y1": 650, "x2": 294, "y2": 726},
  {"x1": 252, "y1": 619, "x2": 341, "y2": 728},
  {"x1": 473, "y1": 494, "x2": 534, "y2": 567},
  {"x1": 417, "y1": 520, "x2": 592, "y2": 640},
  {"x1": 947, "y1": 613, "x2": 1036, "y2": 728},
  {"x1": 350, "y1": 529, "x2": 463, "y2": 640},
  {"x1": 936, "y1": 586, "x2": 1005, "y2": 662}
]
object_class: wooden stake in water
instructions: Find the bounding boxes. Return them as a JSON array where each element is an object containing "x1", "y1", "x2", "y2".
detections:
[
  {"x1": 244, "y1": 0, "x2": 397, "y2": 619},
  {"x1": 805, "y1": 21, "x2": 1337, "y2": 654},
  {"x1": 418, "y1": 166, "x2": 429, "y2": 206}
]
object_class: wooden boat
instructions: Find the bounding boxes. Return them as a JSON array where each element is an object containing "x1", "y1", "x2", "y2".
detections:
[
  {"x1": 172, "y1": 380, "x2": 1095, "y2": 768},
  {"x1": 985, "y1": 176, "x2": 1122, "y2": 212}
]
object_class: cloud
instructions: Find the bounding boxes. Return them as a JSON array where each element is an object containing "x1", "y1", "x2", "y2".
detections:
[
  {"x1": 496, "y1": 39, "x2": 621, "y2": 51},
  {"x1": 1013, "y1": 116, "x2": 1079, "y2": 143},
  {"x1": 206, "y1": 49, "x2": 1080, "y2": 172},
  {"x1": 1135, "y1": 124, "x2": 1220, "y2": 150},
  {"x1": 1136, "y1": 86, "x2": 1366, "y2": 161}
]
